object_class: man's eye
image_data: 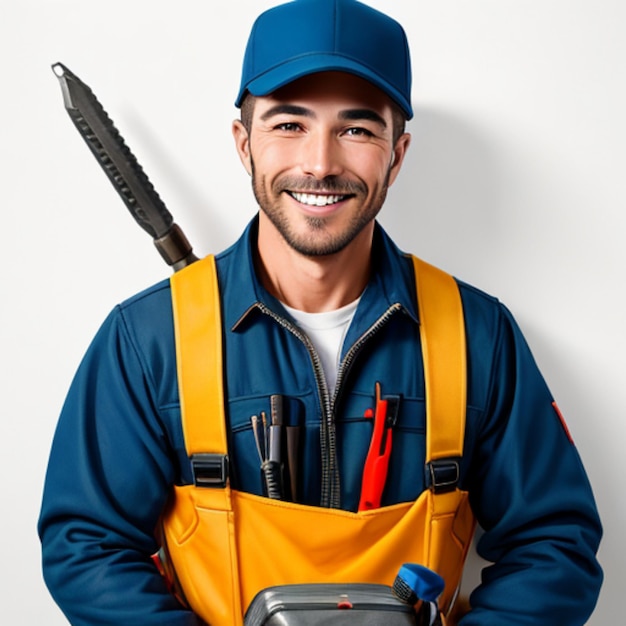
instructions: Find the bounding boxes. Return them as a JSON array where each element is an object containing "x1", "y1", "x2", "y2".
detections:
[
  {"x1": 275, "y1": 122, "x2": 301, "y2": 132},
  {"x1": 344, "y1": 127, "x2": 373, "y2": 137}
]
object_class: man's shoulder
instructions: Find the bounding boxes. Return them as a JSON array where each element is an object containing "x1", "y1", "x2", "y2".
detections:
[
  {"x1": 448, "y1": 275, "x2": 529, "y2": 370},
  {"x1": 118, "y1": 277, "x2": 172, "y2": 314},
  {"x1": 455, "y1": 276, "x2": 500, "y2": 309},
  {"x1": 453, "y1": 276, "x2": 509, "y2": 338},
  {"x1": 112, "y1": 277, "x2": 174, "y2": 344}
]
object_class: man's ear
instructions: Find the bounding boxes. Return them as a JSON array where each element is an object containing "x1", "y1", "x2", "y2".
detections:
[
  {"x1": 388, "y1": 132, "x2": 411, "y2": 187},
  {"x1": 232, "y1": 119, "x2": 252, "y2": 176}
]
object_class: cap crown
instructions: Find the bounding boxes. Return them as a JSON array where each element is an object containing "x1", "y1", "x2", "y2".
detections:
[{"x1": 236, "y1": 0, "x2": 413, "y2": 118}]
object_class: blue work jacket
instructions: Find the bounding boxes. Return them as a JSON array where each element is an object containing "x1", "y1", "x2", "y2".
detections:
[{"x1": 39, "y1": 217, "x2": 602, "y2": 625}]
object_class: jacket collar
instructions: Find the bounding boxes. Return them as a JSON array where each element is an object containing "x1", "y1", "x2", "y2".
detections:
[{"x1": 217, "y1": 215, "x2": 419, "y2": 333}]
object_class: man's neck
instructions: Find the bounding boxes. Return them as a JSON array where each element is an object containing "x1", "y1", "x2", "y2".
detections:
[{"x1": 255, "y1": 217, "x2": 373, "y2": 313}]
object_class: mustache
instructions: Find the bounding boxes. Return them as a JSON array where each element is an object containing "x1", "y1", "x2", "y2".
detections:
[{"x1": 274, "y1": 175, "x2": 366, "y2": 196}]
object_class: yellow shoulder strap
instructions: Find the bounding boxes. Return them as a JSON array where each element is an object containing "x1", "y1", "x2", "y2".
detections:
[
  {"x1": 170, "y1": 254, "x2": 466, "y2": 477},
  {"x1": 170, "y1": 255, "x2": 227, "y2": 458},
  {"x1": 411, "y1": 256, "x2": 467, "y2": 464}
]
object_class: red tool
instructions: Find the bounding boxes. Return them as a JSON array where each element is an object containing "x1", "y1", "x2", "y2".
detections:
[{"x1": 358, "y1": 383, "x2": 399, "y2": 511}]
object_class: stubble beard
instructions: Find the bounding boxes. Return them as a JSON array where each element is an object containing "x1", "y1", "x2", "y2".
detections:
[{"x1": 251, "y1": 159, "x2": 391, "y2": 258}]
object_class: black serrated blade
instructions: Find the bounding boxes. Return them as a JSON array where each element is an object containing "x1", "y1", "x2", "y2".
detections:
[{"x1": 52, "y1": 62, "x2": 197, "y2": 269}]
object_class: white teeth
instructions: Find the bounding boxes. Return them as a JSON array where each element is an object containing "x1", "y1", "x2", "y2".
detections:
[{"x1": 291, "y1": 192, "x2": 345, "y2": 206}]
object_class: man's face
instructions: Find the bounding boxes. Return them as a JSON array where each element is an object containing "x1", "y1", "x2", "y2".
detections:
[{"x1": 233, "y1": 72, "x2": 410, "y2": 257}]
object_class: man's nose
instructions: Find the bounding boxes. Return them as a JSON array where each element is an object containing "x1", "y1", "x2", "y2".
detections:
[{"x1": 299, "y1": 131, "x2": 344, "y2": 179}]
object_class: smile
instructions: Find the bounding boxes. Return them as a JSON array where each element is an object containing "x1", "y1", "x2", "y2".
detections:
[{"x1": 289, "y1": 191, "x2": 350, "y2": 207}]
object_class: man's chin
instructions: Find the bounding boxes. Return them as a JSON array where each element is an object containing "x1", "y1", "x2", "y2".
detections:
[{"x1": 282, "y1": 223, "x2": 367, "y2": 258}]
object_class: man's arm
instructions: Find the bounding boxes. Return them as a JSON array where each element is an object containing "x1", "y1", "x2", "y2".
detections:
[
  {"x1": 38, "y1": 304, "x2": 201, "y2": 625},
  {"x1": 460, "y1": 305, "x2": 603, "y2": 625}
]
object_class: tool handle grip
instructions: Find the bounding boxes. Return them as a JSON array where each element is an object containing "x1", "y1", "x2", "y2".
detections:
[
  {"x1": 358, "y1": 440, "x2": 392, "y2": 511},
  {"x1": 261, "y1": 460, "x2": 283, "y2": 500}
]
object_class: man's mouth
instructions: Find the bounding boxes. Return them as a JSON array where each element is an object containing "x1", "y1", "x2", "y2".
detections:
[{"x1": 288, "y1": 191, "x2": 350, "y2": 207}]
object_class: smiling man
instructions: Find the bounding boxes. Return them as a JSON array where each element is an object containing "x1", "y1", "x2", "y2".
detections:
[{"x1": 39, "y1": 1, "x2": 603, "y2": 625}]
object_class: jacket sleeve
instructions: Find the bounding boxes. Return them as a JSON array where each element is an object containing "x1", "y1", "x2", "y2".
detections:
[
  {"x1": 38, "y1": 306, "x2": 202, "y2": 625},
  {"x1": 460, "y1": 304, "x2": 603, "y2": 625}
]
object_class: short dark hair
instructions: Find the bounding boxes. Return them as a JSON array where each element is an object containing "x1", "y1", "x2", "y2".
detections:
[{"x1": 239, "y1": 92, "x2": 407, "y2": 145}]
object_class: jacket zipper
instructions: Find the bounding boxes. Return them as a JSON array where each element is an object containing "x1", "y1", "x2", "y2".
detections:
[
  {"x1": 256, "y1": 301, "x2": 403, "y2": 509},
  {"x1": 329, "y1": 303, "x2": 403, "y2": 507}
]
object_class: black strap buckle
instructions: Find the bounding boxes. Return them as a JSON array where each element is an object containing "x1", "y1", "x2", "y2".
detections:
[
  {"x1": 191, "y1": 454, "x2": 228, "y2": 488},
  {"x1": 428, "y1": 459, "x2": 460, "y2": 494}
]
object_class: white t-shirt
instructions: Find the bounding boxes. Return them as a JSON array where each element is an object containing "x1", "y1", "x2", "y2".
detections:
[{"x1": 282, "y1": 298, "x2": 360, "y2": 396}]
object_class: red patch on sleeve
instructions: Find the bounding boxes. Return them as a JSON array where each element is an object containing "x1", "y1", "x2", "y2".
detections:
[{"x1": 552, "y1": 401, "x2": 575, "y2": 445}]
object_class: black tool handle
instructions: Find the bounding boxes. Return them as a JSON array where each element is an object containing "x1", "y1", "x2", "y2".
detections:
[
  {"x1": 261, "y1": 460, "x2": 284, "y2": 500},
  {"x1": 52, "y1": 62, "x2": 197, "y2": 270}
]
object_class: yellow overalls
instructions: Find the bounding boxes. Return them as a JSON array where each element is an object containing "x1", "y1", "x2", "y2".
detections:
[{"x1": 156, "y1": 255, "x2": 476, "y2": 625}]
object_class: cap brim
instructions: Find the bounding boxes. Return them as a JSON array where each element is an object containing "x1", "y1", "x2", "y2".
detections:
[{"x1": 236, "y1": 54, "x2": 413, "y2": 119}]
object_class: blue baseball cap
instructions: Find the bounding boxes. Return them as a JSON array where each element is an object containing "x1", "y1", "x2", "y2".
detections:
[{"x1": 235, "y1": 0, "x2": 413, "y2": 119}]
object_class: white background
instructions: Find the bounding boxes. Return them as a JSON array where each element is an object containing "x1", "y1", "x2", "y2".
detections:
[{"x1": 1, "y1": 1, "x2": 624, "y2": 623}]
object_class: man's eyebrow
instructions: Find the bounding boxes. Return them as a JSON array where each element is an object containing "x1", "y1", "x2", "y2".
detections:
[
  {"x1": 339, "y1": 109, "x2": 387, "y2": 128},
  {"x1": 259, "y1": 104, "x2": 387, "y2": 128},
  {"x1": 260, "y1": 104, "x2": 313, "y2": 121}
]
